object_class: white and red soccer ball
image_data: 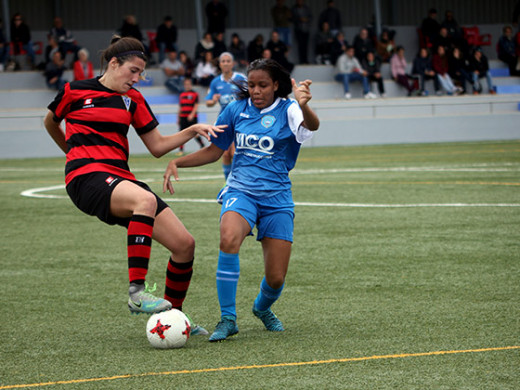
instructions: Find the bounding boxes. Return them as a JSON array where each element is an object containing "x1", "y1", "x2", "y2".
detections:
[{"x1": 146, "y1": 309, "x2": 190, "y2": 349}]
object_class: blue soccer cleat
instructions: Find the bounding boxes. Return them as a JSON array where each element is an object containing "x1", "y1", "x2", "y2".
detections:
[
  {"x1": 252, "y1": 306, "x2": 285, "y2": 332},
  {"x1": 208, "y1": 315, "x2": 239, "y2": 342}
]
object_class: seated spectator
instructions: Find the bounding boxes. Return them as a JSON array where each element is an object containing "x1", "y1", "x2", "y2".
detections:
[
  {"x1": 212, "y1": 32, "x2": 227, "y2": 58},
  {"x1": 43, "y1": 35, "x2": 60, "y2": 69},
  {"x1": 49, "y1": 17, "x2": 81, "y2": 64},
  {"x1": 318, "y1": 0, "x2": 342, "y2": 37},
  {"x1": 390, "y1": 46, "x2": 420, "y2": 96},
  {"x1": 361, "y1": 51, "x2": 385, "y2": 97},
  {"x1": 334, "y1": 46, "x2": 374, "y2": 99},
  {"x1": 266, "y1": 30, "x2": 294, "y2": 72},
  {"x1": 228, "y1": 33, "x2": 247, "y2": 71},
  {"x1": 353, "y1": 28, "x2": 374, "y2": 62},
  {"x1": 468, "y1": 48, "x2": 496, "y2": 94},
  {"x1": 194, "y1": 50, "x2": 217, "y2": 86},
  {"x1": 376, "y1": 29, "x2": 395, "y2": 62},
  {"x1": 155, "y1": 16, "x2": 178, "y2": 64},
  {"x1": 497, "y1": 25, "x2": 519, "y2": 76},
  {"x1": 412, "y1": 47, "x2": 440, "y2": 95},
  {"x1": 179, "y1": 50, "x2": 195, "y2": 81},
  {"x1": 194, "y1": 32, "x2": 214, "y2": 63},
  {"x1": 161, "y1": 49, "x2": 186, "y2": 94},
  {"x1": 73, "y1": 48, "x2": 94, "y2": 81},
  {"x1": 247, "y1": 34, "x2": 264, "y2": 63},
  {"x1": 45, "y1": 51, "x2": 67, "y2": 90},
  {"x1": 315, "y1": 21, "x2": 334, "y2": 64},
  {"x1": 10, "y1": 13, "x2": 36, "y2": 69},
  {"x1": 271, "y1": 0, "x2": 292, "y2": 46},
  {"x1": 441, "y1": 10, "x2": 466, "y2": 50},
  {"x1": 420, "y1": 8, "x2": 441, "y2": 48},
  {"x1": 330, "y1": 31, "x2": 348, "y2": 65},
  {"x1": 448, "y1": 47, "x2": 472, "y2": 93},
  {"x1": 432, "y1": 45, "x2": 461, "y2": 95},
  {"x1": 432, "y1": 27, "x2": 454, "y2": 52}
]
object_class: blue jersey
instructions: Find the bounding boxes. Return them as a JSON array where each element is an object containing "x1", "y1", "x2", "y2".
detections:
[
  {"x1": 212, "y1": 97, "x2": 314, "y2": 196},
  {"x1": 205, "y1": 72, "x2": 247, "y2": 112}
]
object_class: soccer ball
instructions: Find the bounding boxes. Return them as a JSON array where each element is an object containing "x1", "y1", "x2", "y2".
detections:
[{"x1": 146, "y1": 309, "x2": 191, "y2": 349}]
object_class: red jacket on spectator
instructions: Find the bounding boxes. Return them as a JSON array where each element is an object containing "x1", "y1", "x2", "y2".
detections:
[
  {"x1": 73, "y1": 60, "x2": 94, "y2": 81},
  {"x1": 432, "y1": 53, "x2": 449, "y2": 75}
]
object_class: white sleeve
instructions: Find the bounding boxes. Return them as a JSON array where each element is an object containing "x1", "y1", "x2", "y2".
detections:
[{"x1": 287, "y1": 100, "x2": 314, "y2": 144}]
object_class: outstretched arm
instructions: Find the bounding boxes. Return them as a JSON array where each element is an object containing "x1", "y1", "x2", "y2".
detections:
[{"x1": 292, "y1": 79, "x2": 320, "y2": 131}]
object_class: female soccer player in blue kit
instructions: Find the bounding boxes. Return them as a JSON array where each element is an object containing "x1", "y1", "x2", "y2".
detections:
[{"x1": 163, "y1": 58, "x2": 319, "y2": 342}]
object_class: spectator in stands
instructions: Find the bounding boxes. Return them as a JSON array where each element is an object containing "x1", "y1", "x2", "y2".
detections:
[
  {"x1": 412, "y1": 47, "x2": 440, "y2": 95},
  {"x1": 420, "y1": 8, "x2": 441, "y2": 48},
  {"x1": 73, "y1": 48, "x2": 94, "y2": 81},
  {"x1": 247, "y1": 34, "x2": 264, "y2": 63},
  {"x1": 432, "y1": 45, "x2": 461, "y2": 95},
  {"x1": 432, "y1": 27, "x2": 454, "y2": 52},
  {"x1": 155, "y1": 16, "x2": 178, "y2": 64},
  {"x1": 361, "y1": 51, "x2": 385, "y2": 97},
  {"x1": 194, "y1": 32, "x2": 214, "y2": 63},
  {"x1": 497, "y1": 25, "x2": 519, "y2": 76},
  {"x1": 45, "y1": 51, "x2": 67, "y2": 90},
  {"x1": 229, "y1": 33, "x2": 247, "y2": 71},
  {"x1": 441, "y1": 10, "x2": 465, "y2": 49},
  {"x1": 212, "y1": 32, "x2": 227, "y2": 58},
  {"x1": 206, "y1": 0, "x2": 228, "y2": 34},
  {"x1": 267, "y1": 30, "x2": 294, "y2": 72},
  {"x1": 376, "y1": 29, "x2": 395, "y2": 63},
  {"x1": 334, "y1": 46, "x2": 374, "y2": 99},
  {"x1": 10, "y1": 13, "x2": 36, "y2": 69},
  {"x1": 292, "y1": 0, "x2": 312, "y2": 64},
  {"x1": 179, "y1": 50, "x2": 195, "y2": 81},
  {"x1": 0, "y1": 18, "x2": 8, "y2": 71},
  {"x1": 318, "y1": 0, "x2": 342, "y2": 37},
  {"x1": 353, "y1": 28, "x2": 374, "y2": 62},
  {"x1": 194, "y1": 50, "x2": 217, "y2": 86},
  {"x1": 390, "y1": 46, "x2": 420, "y2": 96},
  {"x1": 315, "y1": 21, "x2": 334, "y2": 64},
  {"x1": 330, "y1": 31, "x2": 348, "y2": 65},
  {"x1": 262, "y1": 48, "x2": 272, "y2": 59},
  {"x1": 271, "y1": 0, "x2": 292, "y2": 46},
  {"x1": 161, "y1": 49, "x2": 186, "y2": 94},
  {"x1": 468, "y1": 48, "x2": 496, "y2": 94},
  {"x1": 120, "y1": 15, "x2": 151, "y2": 61},
  {"x1": 49, "y1": 17, "x2": 81, "y2": 65},
  {"x1": 448, "y1": 46, "x2": 472, "y2": 94}
]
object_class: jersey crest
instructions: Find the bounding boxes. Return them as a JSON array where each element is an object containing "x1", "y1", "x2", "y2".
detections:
[
  {"x1": 122, "y1": 95, "x2": 132, "y2": 111},
  {"x1": 261, "y1": 115, "x2": 276, "y2": 128}
]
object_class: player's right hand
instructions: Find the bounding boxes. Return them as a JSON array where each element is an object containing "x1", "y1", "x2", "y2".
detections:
[{"x1": 163, "y1": 160, "x2": 179, "y2": 195}]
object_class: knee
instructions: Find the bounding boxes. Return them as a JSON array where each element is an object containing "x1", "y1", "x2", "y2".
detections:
[
  {"x1": 137, "y1": 192, "x2": 158, "y2": 215},
  {"x1": 219, "y1": 227, "x2": 243, "y2": 253},
  {"x1": 174, "y1": 232, "x2": 195, "y2": 260},
  {"x1": 265, "y1": 274, "x2": 285, "y2": 290}
]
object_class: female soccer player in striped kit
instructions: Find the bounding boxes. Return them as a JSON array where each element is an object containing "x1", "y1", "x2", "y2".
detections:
[
  {"x1": 44, "y1": 36, "x2": 224, "y2": 334},
  {"x1": 164, "y1": 59, "x2": 319, "y2": 341}
]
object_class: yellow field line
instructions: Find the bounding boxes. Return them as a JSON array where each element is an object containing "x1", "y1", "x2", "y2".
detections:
[{"x1": 1, "y1": 345, "x2": 518, "y2": 389}]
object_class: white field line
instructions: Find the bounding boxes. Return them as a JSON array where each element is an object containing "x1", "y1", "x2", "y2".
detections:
[{"x1": 19, "y1": 185, "x2": 520, "y2": 208}]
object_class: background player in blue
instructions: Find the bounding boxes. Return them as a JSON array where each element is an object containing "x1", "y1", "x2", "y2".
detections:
[
  {"x1": 205, "y1": 52, "x2": 247, "y2": 180},
  {"x1": 163, "y1": 59, "x2": 319, "y2": 342}
]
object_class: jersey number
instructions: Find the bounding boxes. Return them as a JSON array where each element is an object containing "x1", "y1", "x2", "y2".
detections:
[{"x1": 225, "y1": 198, "x2": 238, "y2": 208}]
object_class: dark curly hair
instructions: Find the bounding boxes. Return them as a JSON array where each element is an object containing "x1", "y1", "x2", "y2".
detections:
[{"x1": 236, "y1": 58, "x2": 292, "y2": 100}]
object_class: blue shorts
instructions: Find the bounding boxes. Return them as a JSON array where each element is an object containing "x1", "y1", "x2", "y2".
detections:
[{"x1": 218, "y1": 186, "x2": 295, "y2": 242}]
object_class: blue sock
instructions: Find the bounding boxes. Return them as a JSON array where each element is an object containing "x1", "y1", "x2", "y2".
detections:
[
  {"x1": 253, "y1": 277, "x2": 284, "y2": 312},
  {"x1": 222, "y1": 164, "x2": 231, "y2": 180},
  {"x1": 216, "y1": 251, "x2": 240, "y2": 318}
]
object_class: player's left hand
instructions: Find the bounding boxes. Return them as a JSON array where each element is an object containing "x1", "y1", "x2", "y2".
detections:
[
  {"x1": 292, "y1": 78, "x2": 313, "y2": 106},
  {"x1": 191, "y1": 124, "x2": 227, "y2": 141}
]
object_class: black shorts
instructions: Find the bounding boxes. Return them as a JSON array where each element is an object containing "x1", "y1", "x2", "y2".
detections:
[
  {"x1": 66, "y1": 172, "x2": 169, "y2": 227},
  {"x1": 179, "y1": 116, "x2": 197, "y2": 130}
]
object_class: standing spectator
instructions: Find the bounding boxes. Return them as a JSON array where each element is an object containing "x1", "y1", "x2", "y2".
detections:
[
  {"x1": 119, "y1": 15, "x2": 151, "y2": 60},
  {"x1": 229, "y1": 33, "x2": 247, "y2": 71},
  {"x1": 376, "y1": 29, "x2": 395, "y2": 63},
  {"x1": 194, "y1": 32, "x2": 214, "y2": 63},
  {"x1": 432, "y1": 27, "x2": 453, "y2": 52},
  {"x1": 441, "y1": 10, "x2": 464, "y2": 48},
  {"x1": 412, "y1": 47, "x2": 440, "y2": 95},
  {"x1": 247, "y1": 34, "x2": 264, "y2": 63},
  {"x1": 10, "y1": 13, "x2": 36, "y2": 69},
  {"x1": 195, "y1": 50, "x2": 217, "y2": 86},
  {"x1": 42, "y1": 35, "x2": 60, "y2": 70},
  {"x1": 334, "y1": 46, "x2": 373, "y2": 99},
  {"x1": 0, "y1": 18, "x2": 9, "y2": 71},
  {"x1": 315, "y1": 21, "x2": 334, "y2": 64},
  {"x1": 353, "y1": 28, "x2": 374, "y2": 62},
  {"x1": 271, "y1": 0, "x2": 292, "y2": 46},
  {"x1": 45, "y1": 51, "x2": 67, "y2": 90},
  {"x1": 266, "y1": 30, "x2": 294, "y2": 72},
  {"x1": 448, "y1": 46, "x2": 472, "y2": 93},
  {"x1": 262, "y1": 48, "x2": 272, "y2": 59},
  {"x1": 468, "y1": 49, "x2": 496, "y2": 95},
  {"x1": 179, "y1": 51, "x2": 195, "y2": 81},
  {"x1": 177, "y1": 78, "x2": 205, "y2": 156},
  {"x1": 362, "y1": 51, "x2": 385, "y2": 97},
  {"x1": 155, "y1": 16, "x2": 178, "y2": 64},
  {"x1": 291, "y1": 0, "x2": 312, "y2": 64},
  {"x1": 318, "y1": 0, "x2": 342, "y2": 37},
  {"x1": 432, "y1": 45, "x2": 461, "y2": 95},
  {"x1": 497, "y1": 25, "x2": 519, "y2": 76},
  {"x1": 206, "y1": 0, "x2": 228, "y2": 34},
  {"x1": 49, "y1": 17, "x2": 81, "y2": 64},
  {"x1": 212, "y1": 32, "x2": 227, "y2": 58},
  {"x1": 390, "y1": 46, "x2": 420, "y2": 96},
  {"x1": 421, "y1": 8, "x2": 441, "y2": 48},
  {"x1": 330, "y1": 31, "x2": 348, "y2": 65},
  {"x1": 161, "y1": 49, "x2": 185, "y2": 94},
  {"x1": 73, "y1": 48, "x2": 94, "y2": 81}
]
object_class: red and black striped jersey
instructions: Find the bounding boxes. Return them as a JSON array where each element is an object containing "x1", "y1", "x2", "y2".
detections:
[
  {"x1": 178, "y1": 90, "x2": 199, "y2": 118},
  {"x1": 47, "y1": 77, "x2": 159, "y2": 185}
]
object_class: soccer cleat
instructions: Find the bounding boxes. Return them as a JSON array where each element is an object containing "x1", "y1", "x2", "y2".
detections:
[
  {"x1": 252, "y1": 306, "x2": 285, "y2": 332},
  {"x1": 208, "y1": 315, "x2": 239, "y2": 342},
  {"x1": 184, "y1": 313, "x2": 209, "y2": 336},
  {"x1": 128, "y1": 282, "x2": 172, "y2": 314}
]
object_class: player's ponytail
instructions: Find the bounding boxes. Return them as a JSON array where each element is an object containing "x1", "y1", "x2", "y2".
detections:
[{"x1": 100, "y1": 35, "x2": 147, "y2": 73}]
